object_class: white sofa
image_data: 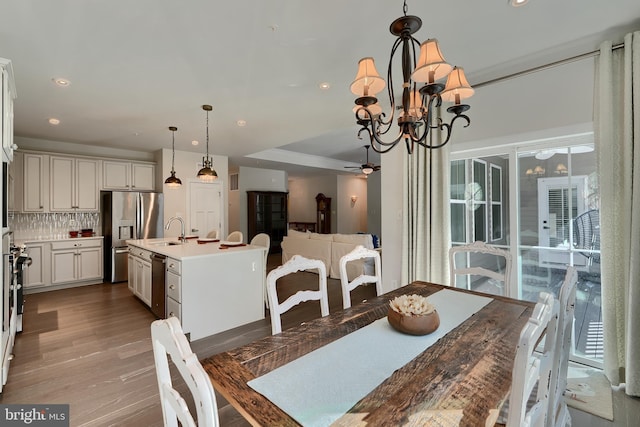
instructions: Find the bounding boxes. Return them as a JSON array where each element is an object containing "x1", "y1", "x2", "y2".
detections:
[{"x1": 281, "y1": 230, "x2": 375, "y2": 279}]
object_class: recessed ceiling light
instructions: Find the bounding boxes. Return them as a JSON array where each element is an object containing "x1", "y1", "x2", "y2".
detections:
[
  {"x1": 319, "y1": 82, "x2": 331, "y2": 90},
  {"x1": 509, "y1": 0, "x2": 529, "y2": 7},
  {"x1": 192, "y1": 140, "x2": 199, "y2": 146},
  {"x1": 237, "y1": 119, "x2": 247, "y2": 127},
  {"x1": 48, "y1": 118, "x2": 60, "y2": 125},
  {"x1": 52, "y1": 77, "x2": 71, "y2": 87}
]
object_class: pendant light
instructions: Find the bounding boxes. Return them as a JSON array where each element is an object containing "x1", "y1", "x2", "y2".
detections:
[
  {"x1": 164, "y1": 126, "x2": 182, "y2": 188},
  {"x1": 197, "y1": 104, "x2": 218, "y2": 182}
]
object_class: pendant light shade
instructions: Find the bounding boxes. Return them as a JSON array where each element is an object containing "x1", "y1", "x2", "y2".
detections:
[
  {"x1": 197, "y1": 104, "x2": 218, "y2": 182},
  {"x1": 164, "y1": 126, "x2": 182, "y2": 188}
]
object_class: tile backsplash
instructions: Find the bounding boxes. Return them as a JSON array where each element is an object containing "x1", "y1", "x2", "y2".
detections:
[{"x1": 9, "y1": 212, "x2": 101, "y2": 240}]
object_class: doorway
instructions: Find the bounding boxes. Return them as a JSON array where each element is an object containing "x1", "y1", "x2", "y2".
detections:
[{"x1": 188, "y1": 181, "x2": 224, "y2": 238}]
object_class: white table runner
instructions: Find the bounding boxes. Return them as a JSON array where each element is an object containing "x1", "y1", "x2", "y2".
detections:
[{"x1": 248, "y1": 289, "x2": 493, "y2": 427}]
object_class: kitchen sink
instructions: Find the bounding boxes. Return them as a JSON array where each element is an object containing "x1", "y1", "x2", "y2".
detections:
[{"x1": 150, "y1": 241, "x2": 182, "y2": 246}]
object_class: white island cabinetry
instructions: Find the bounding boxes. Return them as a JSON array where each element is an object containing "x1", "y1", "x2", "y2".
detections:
[
  {"x1": 127, "y1": 239, "x2": 266, "y2": 340},
  {"x1": 128, "y1": 247, "x2": 152, "y2": 306},
  {"x1": 166, "y1": 259, "x2": 181, "y2": 322}
]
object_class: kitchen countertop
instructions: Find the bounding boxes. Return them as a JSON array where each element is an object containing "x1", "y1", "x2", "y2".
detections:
[
  {"x1": 126, "y1": 237, "x2": 265, "y2": 261},
  {"x1": 15, "y1": 235, "x2": 104, "y2": 246}
]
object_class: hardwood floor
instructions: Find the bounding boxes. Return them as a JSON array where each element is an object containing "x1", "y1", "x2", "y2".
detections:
[{"x1": 0, "y1": 254, "x2": 377, "y2": 426}]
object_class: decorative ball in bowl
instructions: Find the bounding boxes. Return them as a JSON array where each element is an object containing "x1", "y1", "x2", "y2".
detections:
[{"x1": 387, "y1": 294, "x2": 440, "y2": 336}]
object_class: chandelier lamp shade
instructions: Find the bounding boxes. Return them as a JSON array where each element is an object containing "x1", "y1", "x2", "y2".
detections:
[
  {"x1": 197, "y1": 104, "x2": 218, "y2": 182},
  {"x1": 164, "y1": 126, "x2": 182, "y2": 188},
  {"x1": 351, "y1": 0, "x2": 474, "y2": 154}
]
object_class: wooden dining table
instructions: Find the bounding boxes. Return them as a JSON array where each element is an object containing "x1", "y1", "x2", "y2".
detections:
[{"x1": 201, "y1": 281, "x2": 535, "y2": 427}]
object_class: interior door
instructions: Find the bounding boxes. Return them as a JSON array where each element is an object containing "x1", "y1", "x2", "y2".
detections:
[
  {"x1": 188, "y1": 181, "x2": 223, "y2": 238},
  {"x1": 537, "y1": 176, "x2": 587, "y2": 265}
]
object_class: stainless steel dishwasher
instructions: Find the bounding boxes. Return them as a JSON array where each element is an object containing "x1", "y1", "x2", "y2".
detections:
[{"x1": 150, "y1": 253, "x2": 167, "y2": 318}]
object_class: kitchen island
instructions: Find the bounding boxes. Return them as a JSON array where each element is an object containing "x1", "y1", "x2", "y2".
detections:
[{"x1": 127, "y1": 238, "x2": 267, "y2": 340}]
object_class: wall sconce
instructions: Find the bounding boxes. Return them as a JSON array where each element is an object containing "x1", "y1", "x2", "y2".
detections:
[
  {"x1": 350, "y1": 195, "x2": 358, "y2": 203},
  {"x1": 555, "y1": 163, "x2": 568, "y2": 174},
  {"x1": 525, "y1": 165, "x2": 545, "y2": 176}
]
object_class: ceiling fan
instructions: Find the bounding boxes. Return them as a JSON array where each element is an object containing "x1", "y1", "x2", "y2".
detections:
[{"x1": 344, "y1": 145, "x2": 381, "y2": 175}]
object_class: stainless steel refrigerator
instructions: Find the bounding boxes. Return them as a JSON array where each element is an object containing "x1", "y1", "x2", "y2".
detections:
[{"x1": 101, "y1": 191, "x2": 164, "y2": 283}]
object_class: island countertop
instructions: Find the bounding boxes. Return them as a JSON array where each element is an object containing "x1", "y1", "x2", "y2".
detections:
[
  {"x1": 126, "y1": 237, "x2": 265, "y2": 260},
  {"x1": 127, "y1": 237, "x2": 268, "y2": 340}
]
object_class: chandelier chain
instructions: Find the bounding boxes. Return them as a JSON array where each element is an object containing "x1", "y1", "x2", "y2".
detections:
[{"x1": 403, "y1": 0, "x2": 408, "y2": 16}]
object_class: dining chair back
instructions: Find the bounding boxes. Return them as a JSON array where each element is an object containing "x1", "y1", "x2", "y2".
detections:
[
  {"x1": 339, "y1": 245, "x2": 382, "y2": 309},
  {"x1": 206, "y1": 229, "x2": 219, "y2": 239},
  {"x1": 250, "y1": 233, "x2": 271, "y2": 308},
  {"x1": 506, "y1": 292, "x2": 558, "y2": 427},
  {"x1": 449, "y1": 241, "x2": 512, "y2": 296},
  {"x1": 151, "y1": 317, "x2": 219, "y2": 427},
  {"x1": 266, "y1": 255, "x2": 329, "y2": 335},
  {"x1": 547, "y1": 267, "x2": 578, "y2": 427},
  {"x1": 225, "y1": 231, "x2": 243, "y2": 243}
]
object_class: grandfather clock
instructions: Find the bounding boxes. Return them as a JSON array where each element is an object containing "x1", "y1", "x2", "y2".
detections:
[{"x1": 315, "y1": 193, "x2": 331, "y2": 234}]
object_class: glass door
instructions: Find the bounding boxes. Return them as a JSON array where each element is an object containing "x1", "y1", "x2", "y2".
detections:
[{"x1": 451, "y1": 140, "x2": 602, "y2": 367}]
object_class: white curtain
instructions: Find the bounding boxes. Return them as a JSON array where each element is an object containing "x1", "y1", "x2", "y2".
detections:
[
  {"x1": 595, "y1": 31, "x2": 640, "y2": 396},
  {"x1": 401, "y1": 132, "x2": 451, "y2": 286}
]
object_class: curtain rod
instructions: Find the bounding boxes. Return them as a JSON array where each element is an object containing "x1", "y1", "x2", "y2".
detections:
[{"x1": 473, "y1": 42, "x2": 625, "y2": 89}]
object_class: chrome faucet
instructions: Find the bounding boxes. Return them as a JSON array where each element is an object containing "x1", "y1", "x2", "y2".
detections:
[{"x1": 165, "y1": 216, "x2": 186, "y2": 242}]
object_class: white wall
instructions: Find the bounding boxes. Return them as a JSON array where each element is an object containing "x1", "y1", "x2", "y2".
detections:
[
  {"x1": 236, "y1": 166, "x2": 288, "y2": 240},
  {"x1": 160, "y1": 148, "x2": 228, "y2": 239},
  {"x1": 288, "y1": 175, "x2": 337, "y2": 232},
  {"x1": 336, "y1": 175, "x2": 368, "y2": 234},
  {"x1": 380, "y1": 56, "x2": 596, "y2": 291}
]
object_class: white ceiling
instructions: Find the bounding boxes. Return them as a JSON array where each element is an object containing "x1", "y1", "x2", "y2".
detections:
[{"x1": 1, "y1": 1, "x2": 639, "y2": 176}]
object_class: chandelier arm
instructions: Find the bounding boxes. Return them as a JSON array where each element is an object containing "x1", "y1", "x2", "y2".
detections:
[{"x1": 385, "y1": 37, "x2": 405, "y2": 125}]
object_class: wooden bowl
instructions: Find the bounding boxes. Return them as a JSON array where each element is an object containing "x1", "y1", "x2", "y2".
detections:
[{"x1": 387, "y1": 307, "x2": 440, "y2": 336}]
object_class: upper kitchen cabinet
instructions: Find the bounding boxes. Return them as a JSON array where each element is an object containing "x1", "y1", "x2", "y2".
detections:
[
  {"x1": 1, "y1": 58, "x2": 17, "y2": 163},
  {"x1": 102, "y1": 160, "x2": 155, "y2": 191},
  {"x1": 50, "y1": 156, "x2": 99, "y2": 212},
  {"x1": 23, "y1": 153, "x2": 48, "y2": 212}
]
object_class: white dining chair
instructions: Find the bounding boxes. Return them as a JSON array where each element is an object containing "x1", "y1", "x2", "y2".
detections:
[
  {"x1": 547, "y1": 267, "x2": 578, "y2": 427},
  {"x1": 225, "y1": 231, "x2": 243, "y2": 243},
  {"x1": 339, "y1": 245, "x2": 382, "y2": 309},
  {"x1": 250, "y1": 233, "x2": 271, "y2": 308},
  {"x1": 505, "y1": 292, "x2": 558, "y2": 427},
  {"x1": 266, "y1": 255, "x2": 329, "y2": 335},
  {"x1": 206, "y1": 229, "x2": 219, "y2": 239},
  {"x1": 449, "y1": 241, "x2": 512, "y2": 296},
  {"x1": 151, "y1": 317, "x2": 219, "y2": 427}
]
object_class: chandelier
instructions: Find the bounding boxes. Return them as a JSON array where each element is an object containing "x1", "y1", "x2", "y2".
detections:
[
  {"x1": 351, "y1": 0, "x2": 474, "y2": 154},
  {"x1": 164, "y1": 126, "x2": 182, "y2": 188},
  {"x1": 197, "y1": 104, "x2": 218, "y2": 182}
]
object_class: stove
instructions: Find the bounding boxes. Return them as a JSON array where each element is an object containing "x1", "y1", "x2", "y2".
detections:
[{"x1": 14, "y1": 249, "x2": 31, "y2": 333}]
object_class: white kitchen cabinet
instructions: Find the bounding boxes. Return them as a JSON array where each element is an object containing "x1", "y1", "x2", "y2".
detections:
[
  {"x1": 1, "y1": 58, "x2": 16, "y2": 163},
  {"x1": 50, "y1": 156, "x2": 99, "y2": 212},
  {"x1": 24, "y1": 242, "x2": 49, "y2": 288},
  {"x1": 23, "y1": 153, "x2": 48, "y2": 212},
  {"x1": 50, "y1": 238, "x2": 103, "y2": 284},
  {"x1": 128, "y1": 246, "x2": 152, "y2": 306},
  {"x1": 127, "y1": 254, "x2": 135, "y2": 294},
  {"x1": 102, "y1": 160, "x2": 155, "y2": 191},
  {"x1": 131, "y1": 163, "x2": 155, "y2": 190}
]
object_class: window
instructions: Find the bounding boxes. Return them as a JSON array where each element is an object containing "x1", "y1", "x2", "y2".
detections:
[
  {"x1": 449, "y1": 157, "x2": 508, "y2": 245},
  {"x1": 229, "y1": 173, "x2": 239, "y2": 191}
]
